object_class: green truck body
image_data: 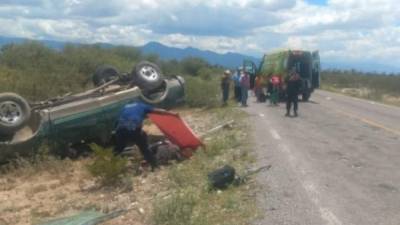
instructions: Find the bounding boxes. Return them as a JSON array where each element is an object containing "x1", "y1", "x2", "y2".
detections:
[
  {"x1": 258, "y1": 50, "x2": 320, "y2": 100},
  {"x1": 0, "y1": 77, "x2": 185, "y2": 162}
]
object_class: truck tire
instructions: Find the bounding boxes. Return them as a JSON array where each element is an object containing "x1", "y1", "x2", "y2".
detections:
[
  {"x1": 139, "y1": 81, "x2": 170, "y2": 104},
  {"x1": 132, "y1": 61, "x2": 164, "y2": 91},
  {"x1": 302, "y1": 91, "x2": 310, "y2": 102},
  {"x1": 0, "y1": 93, "x2": 31, "y2": 135},
  {"x1": 92, "y1": 65, "x2": 119, "y2": 87}
]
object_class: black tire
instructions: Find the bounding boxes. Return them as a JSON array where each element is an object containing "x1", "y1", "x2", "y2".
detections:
[
  {"x1": 0, "y1": 93, "x2": 31, "y2": 135},
  {"x1": 139, "y1": 81, "x2": 169, "y2": 104},
  {"x1": 92, "y1": 65, "x2": 119, "y2": 87},
  {"x1": 302, "y1": 91, "x2": 310, "y2": 102},
  {"x1": 132, "y1": 61, "x2": 164, "y2": 91}
]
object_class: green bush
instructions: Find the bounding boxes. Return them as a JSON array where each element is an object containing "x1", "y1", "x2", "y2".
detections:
[
  {"x1": 152, "y1": 191, "x2": 197, "y2": 225},
  {"x1": 86, "y1": 144, "x2": 128, "y2": 186},
  {"x1": 181, "y1": 57, "x2": 209, "y2": 76},
  {"x1": 184, "y1": 76, "x2": 220, "y2": 107}
]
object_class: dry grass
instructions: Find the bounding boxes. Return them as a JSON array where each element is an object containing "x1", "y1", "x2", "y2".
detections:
[
  {"x1": 151, "y1": 107, "x2": 258, "y2": 225},
  {"x1": 322, "y1": 85, "x2": 400, "y2": 107},
  {"x1": 0, "y1": 107, "x2": 258, "y2": 225}
]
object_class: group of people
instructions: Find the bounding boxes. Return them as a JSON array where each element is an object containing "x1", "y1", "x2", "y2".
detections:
[
  {"x1": 221, "y1": 67, "x2": 250, "y2": 107},
  {"x1": 220, "y1": 67, "x2": 302, "y2": 117}
]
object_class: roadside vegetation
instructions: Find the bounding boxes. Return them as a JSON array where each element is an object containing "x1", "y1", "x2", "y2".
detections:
[
  {"x1": 321, "y1": 69, "x2": 400, "y2": 106},
  {"x1": 0, "y1": 42, "x2": 257, "y2": 225},
  {"x1": 151, "y1": 108, "x2": 257, "y2": 225},
  {"x1": 0, "y1": 41, "x2": 222, "y2": 106}
]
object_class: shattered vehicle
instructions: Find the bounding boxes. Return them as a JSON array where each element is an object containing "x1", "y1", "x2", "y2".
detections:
[{"x1": 0, "y1": 61, "x2": 185, "y2": 162}]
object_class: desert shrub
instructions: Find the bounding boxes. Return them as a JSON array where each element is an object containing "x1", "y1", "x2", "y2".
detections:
[
  {"x1": 196, "y1": 67, "x2": 213, "y2": 80},
  {"x1": 184, "y1": 76, "x2": 220, "y2": 107},
  {"x1": 181, "y1": 57, "x2": 209, "y2": 76},
  {"x1": 152, "y1": 190, "x2": 197, "y2": 225},
  {"x1": 0, "y1": 143, "x2": 70, "y2": 177},
  {"x1": 86, "y1": 144, "x2": 128, "y2": 186}
]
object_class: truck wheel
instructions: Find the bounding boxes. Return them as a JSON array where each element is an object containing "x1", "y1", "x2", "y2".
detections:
[
  {"x1": 92, "y1": 65, "x2": 119, "y2": 87},
  {"x1": 132, "y1": 61, "x2": 164, "y2": 91},
  {"x1": 0, "y1": 93, "x2": 31, "y2": 135},
  {"x1": 139, "y1": 81, "x2": 170, "y2": 104},
  {"x1": 302, "y1": 91, "x2": 310, "y2": 101}
]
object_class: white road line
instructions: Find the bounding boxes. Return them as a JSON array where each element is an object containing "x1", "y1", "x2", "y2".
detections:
[
  {"x1": 259, "y1": 113, "x2": 265, "y2": 117},
  {"x1": 279, "y1": 143, "x2": 344, "y2": 225},
  {"x1": 270, "y1": 129, "x2": 281, "y2": 140},
  {"x1": 256, "y1": 107, "x2": 344, "y2": 224},
  {"x1": 303, "y1": 180, "x2": 344, "y2": 225}
]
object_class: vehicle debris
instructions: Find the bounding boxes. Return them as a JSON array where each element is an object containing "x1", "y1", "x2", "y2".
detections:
[
  {"x1": 148, "y1": 112, "x2": 203, "y2": 158},
  {"x1": 38, "y1": 210, "x2": 126, "y2": 225}
]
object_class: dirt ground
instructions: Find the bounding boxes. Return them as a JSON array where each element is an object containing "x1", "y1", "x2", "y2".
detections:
[{"x1": 0, "y1": 108, "x2": 216, "y2": 225}]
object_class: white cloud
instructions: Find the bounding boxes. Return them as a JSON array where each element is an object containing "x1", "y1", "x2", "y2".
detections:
[{"x1": 0, "y1": 0, "x2": 399, "y2": 69}]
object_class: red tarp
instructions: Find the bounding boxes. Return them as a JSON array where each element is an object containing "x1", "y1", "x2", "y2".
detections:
[{"x1": 148, "y1": 112, "x2": 203, "y2": 157}]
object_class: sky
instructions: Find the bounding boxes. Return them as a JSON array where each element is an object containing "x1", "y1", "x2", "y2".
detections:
[{"x1": 0, "y1": 0, "x2": 399, "y2": 69}]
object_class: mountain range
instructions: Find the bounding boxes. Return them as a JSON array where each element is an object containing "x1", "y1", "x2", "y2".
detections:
[{"x1": 0, "y1": 36, "x2": 398, "y2": 73}]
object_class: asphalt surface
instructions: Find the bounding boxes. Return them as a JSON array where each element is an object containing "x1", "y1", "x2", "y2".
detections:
[{"x1": 245, "y1": 90, "x2": 400, "y2": 225}]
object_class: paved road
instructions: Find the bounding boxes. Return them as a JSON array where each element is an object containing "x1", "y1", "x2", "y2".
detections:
[{"x1": 245, "y1": 90, "x2": 400, "y2": 225}]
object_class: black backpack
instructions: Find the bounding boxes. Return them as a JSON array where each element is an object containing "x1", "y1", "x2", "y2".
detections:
[{"x1": 207, "y1": 165, "x2": 236, "y2": 189}]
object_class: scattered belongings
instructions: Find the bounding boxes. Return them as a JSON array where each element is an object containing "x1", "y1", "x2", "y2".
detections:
[
  {"x1": 37, "y1": 210, "x2": 126, "y2": 225},
  {"x1": 122, "y1": 117, "x2": 235, "y2": 166},
  {"x1": 208, "y1": 164, "x2": 272, "y2": 190},
  {"x1": 149, "y1": 140, "x2": 184, "y2": 165},
  {"x1": 208, "y1": 165, "x2": 236, "y2": 189},
  {"x1": 199, "y1": 120, "x2": 234, "y2": 138}
]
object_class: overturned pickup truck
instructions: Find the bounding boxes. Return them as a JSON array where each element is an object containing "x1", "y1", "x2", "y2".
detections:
[{"x1": 0, "y1": 61, "x2": 185, "y2": 162}]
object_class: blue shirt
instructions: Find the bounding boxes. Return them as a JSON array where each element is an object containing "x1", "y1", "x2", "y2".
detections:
[
  {"x1": 116, "y1": 102, "x2": 154, "y2": 131},
  {"x1": 232, "y1": 72, "x2": 241, "y2": 87}
]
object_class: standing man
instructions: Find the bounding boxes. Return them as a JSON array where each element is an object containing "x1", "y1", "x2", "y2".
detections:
[
  {"x1": 114, "y1": 102, "x2": 173, "y2": 170},
  {"x1": 239, "y1": 70, "x2": 250, "y2": 107},
  {"x1": 285, "y1": 69, "x2": 302, "y2": 117},
  {"x1": 232, "y1": 68, "x2": 242, "y2": 103},
  {"x1": 221, "y1": 70, "x2": 231, "y2": 106}
]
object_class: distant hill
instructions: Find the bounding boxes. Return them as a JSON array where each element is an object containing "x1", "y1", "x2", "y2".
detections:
[
  {"x1": 0, "y1": 36, "x2": 259, "y2": 69},
  {"x1": 141, "y1": 42, "x2": 260, "y2": 68},
  {"x1": 0, "y1": 36, "x2": 399, "y2": 73},
  {"x1": 0, "y1": 36, "x2": 68, "y2": 50}
]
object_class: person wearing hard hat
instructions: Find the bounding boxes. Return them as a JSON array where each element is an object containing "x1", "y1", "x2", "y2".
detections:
[{"x1": 221, "y1": 70, "x2": 231, "y2": 106}]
